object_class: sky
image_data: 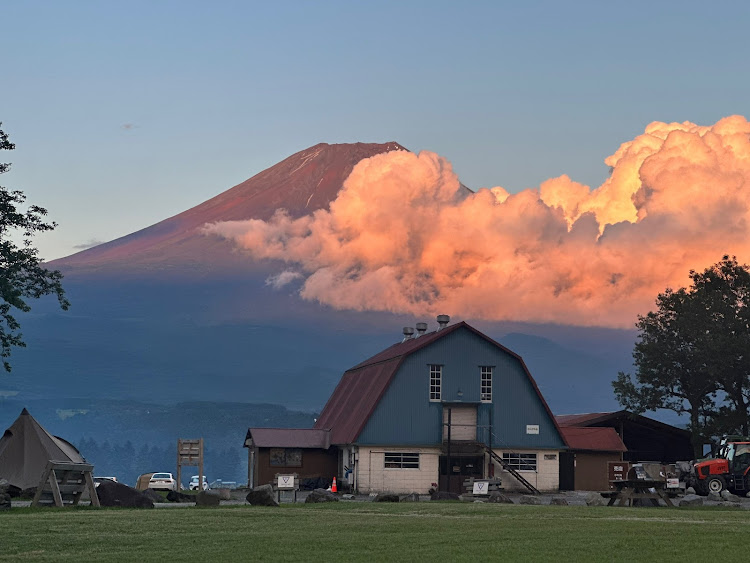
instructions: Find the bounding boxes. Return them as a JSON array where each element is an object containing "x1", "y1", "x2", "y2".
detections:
[{"x1": 4, "y1": 0, "x2": 750, "y2": 265}]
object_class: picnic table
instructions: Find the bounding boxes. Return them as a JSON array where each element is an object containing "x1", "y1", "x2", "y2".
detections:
[{"x1": 606, "y1": 479, "x2": 674, "y2": 507}]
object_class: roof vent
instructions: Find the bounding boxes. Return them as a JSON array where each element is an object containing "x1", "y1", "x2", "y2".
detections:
[
  {"x1": 415, "y1": 322, "x2": 428, "y2": 337},
  {"x1": 436, "y1": 315, "x2": 450, "y2": 330},
  {"x1": 402, "y1": 327, "x2": 415, "y2": 342}
]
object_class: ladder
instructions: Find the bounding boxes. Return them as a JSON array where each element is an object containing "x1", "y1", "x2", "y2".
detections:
[{"x1": 483, "y1": 444, "x2": 540, "y2": 495}]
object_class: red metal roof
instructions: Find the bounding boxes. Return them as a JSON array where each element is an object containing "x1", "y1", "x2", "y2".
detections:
[
  {"x1": 245, "y1": 428, "x2": 331, "y2": 449},
  {"x1": 556, "y1": 411, "x2": 691, "y2": 437},
  {"x1": 558, "y1": 426, "x2": 627, "y2": 452},
  {"x1": 556, "y1": 413, "x2": 615, "y2": 427},
  {"x1": 314, "y1": 321, "x2": 568, "y2": 447}
]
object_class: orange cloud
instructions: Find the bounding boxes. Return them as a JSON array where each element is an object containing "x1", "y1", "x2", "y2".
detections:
[{"x1": 204, "y1": 115, "x2": 750, "y2": 328}]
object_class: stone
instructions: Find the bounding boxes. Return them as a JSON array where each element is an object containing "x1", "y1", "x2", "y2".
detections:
[
  {"x1": 584, "y1": 492, "x2": 608, "y2": 506},
  {"x1": 96, "y1": 481, "x2": 154, "y2": 508},
  {"x1": 0, "y1": 480, "x2": 10, "y2": 511},
  {"x1": 246, "y1": 485, "x2": 279, "y2": 507},
  {"x1": 141, "y1": 489, "x2": 162, "y2": 503},
  {"x1": 342, "y1": 494, "x2": 355, "y2": 500},
  {"x1": 373, "y1": 493, "x2": 399, "y2": 502},
  {"x1": 400, "y1": 493, "x2": 420, "y2": 502},
  {"x1": 487, "y1": 492, "x2": 514, "y2": 504},
  {"x1": 720, "y1": 490, "x2": 742, "y2": 503},
  {"x1": 196, "y1": 491, "x2": 221, "y2": 507},
  {"x1": 216, "y1": 488, "x2": 232, "y2": 501},
  {"x1": 550, "y1": 497, "x2": 569, "y2": 506},
  {"x1": 0, "y1": 478, "x2": 8, "y2": 494},
  {"x1": 166, "y1": 490, "x2": 195, "y2": 503},
  {"x1": 685, "y1": 487, "x2": 696, "y2": 495},
  {"x1": 707, "y1": 492, "x2": 722, "y2": 502},
  {"x1": 429, "y1": 490, "x2": 461, "y2": 501},
  {"x1": 519, "y1": 495, "x2": 542, "y2": 505},
  {"x1": 305, "y1": 488, "x2": 339, "y2": 503},
  {"x1": 679, "y1": 495, "x2": 704, "y2": 507}
]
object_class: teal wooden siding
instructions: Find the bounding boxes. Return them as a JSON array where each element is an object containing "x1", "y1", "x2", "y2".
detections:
[{"x1": 356, "y1": 326, "x2": 565, "y2": 449}]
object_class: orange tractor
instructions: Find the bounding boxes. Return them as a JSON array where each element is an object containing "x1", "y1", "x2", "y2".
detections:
[{"x1": 689, "y1": 436, "x2": 750, "y2": 496}]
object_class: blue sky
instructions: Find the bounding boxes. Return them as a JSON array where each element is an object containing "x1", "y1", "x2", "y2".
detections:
[{"x1": 4, "y1": 0, "x2": 750, "y2": 259}]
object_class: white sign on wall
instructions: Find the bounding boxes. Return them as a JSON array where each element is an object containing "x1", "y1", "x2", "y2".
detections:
[
  {"x1": 277, "y1": 475, "x2": 295, "y2": 489},
  {"x1": 526, "y1": 424, "x2": 540, "y2": 435},
  {"x1": 472, "y1": 481, "x2": 489, "y2": 495}
]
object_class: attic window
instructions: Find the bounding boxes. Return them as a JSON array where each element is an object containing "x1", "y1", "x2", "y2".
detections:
[{"x1": 429, "y1": 365, "x2": 442, "y2": 401}]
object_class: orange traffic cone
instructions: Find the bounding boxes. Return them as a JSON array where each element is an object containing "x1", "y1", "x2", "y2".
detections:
[{"x1": 331, "y1": 477, "x2": 337, "y2": 493}]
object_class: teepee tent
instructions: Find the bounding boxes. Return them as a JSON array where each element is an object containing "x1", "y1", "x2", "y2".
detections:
[{"x1": 0, "y1": 408, "x2": 86, "y2": 490}]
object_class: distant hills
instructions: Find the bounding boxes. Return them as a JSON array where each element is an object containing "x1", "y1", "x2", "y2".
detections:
[{"x1": 2, "y1": 141, "x2": 646, "y2": 452}]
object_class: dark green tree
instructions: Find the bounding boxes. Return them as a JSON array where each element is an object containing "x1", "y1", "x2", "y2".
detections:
[
  {"x1": 613, "y1": 256, "x2": 750, "y2": 455},
  {"x1": 0, "y1": 123, "x2": 69, "y2": 372}
]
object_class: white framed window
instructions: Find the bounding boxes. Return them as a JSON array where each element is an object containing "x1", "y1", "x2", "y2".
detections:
[
  {"x1": 429, "y1": 365, "x2": 442, "y2": 401},
  {"x1": 384, "y1": 452, "x2": 420, "y2": 469},
  {"x1": 502, "y1": 452, "x2": 537, "y2": 472},
  {"x1": 480, "y1": 366, "x2": 493, "y2": 402}
]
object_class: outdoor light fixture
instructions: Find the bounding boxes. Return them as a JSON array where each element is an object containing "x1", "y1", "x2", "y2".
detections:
[{"x1": 457, "y1": 388, "x2": 463, "y2": 399}]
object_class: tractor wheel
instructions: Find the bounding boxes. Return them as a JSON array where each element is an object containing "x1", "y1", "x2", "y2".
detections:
[{"x1": 705, "y1": 475, "x2": 726, "y2": 495}]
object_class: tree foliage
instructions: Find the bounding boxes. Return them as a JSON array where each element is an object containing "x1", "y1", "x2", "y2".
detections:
[
  {"x1": 0, "y1": 123, "x2": 69, "y2": 372},
  {"x1": 614, "y1": 256, "x2": 750, "y2": 454}
]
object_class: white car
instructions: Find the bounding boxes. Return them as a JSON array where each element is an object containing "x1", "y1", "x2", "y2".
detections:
[
  {"x1": 148, "y1": 472, "x2": 178, "y2": 491},
  {"x1": 190, "y1": 475, "x2": 208, "y2": 491}
]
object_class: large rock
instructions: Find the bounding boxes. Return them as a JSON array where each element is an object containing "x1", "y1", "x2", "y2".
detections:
[
  {"x1": 141, "y1": 489, "x2": 163, "y2": 503},
  {"x1": 487, "y1": 492, "x2": 514, "y2": 504},
  {"x1": 0, "y1": 479, "x2": 9, "y2": 511},
  {"x1": 679, "y1": 495, "x2": 704, "y2": 507},
  {"x1": 429, "y1": 490, "x2": 461, "y2": 501},
  {"x1": 400, "y1": 493, "x2": 420, "y2": 502},
  {"x1": 216, "y1": 488, "x2": 232, "y2": 501},
  {"x1": 373, "y1": 493, "x2": 399, "y2": 502},
  {"x1": 196, "y1": 491, "x2": 221, "y2": 507},
  {"x1": 519, "y1": 495, "x2": 542, "y2": 505},
  {"x1": 96, "y1": 481, "x2": 154, "y2": 508},
  {"x1": 550, "y1": 497, "x2": 569, "y2": 506},
  {"x1": 166, "y1": 490, "x2": 195, "y2": 503},
  {"x1": 584, "y1": 492, "x2": 608, "y2": 506},
  {"x1": 246, "y1": 485, "x2": 279, "y2": 507},
  {"x1": 707, "y1": 492, "x2": 722, "y2": 502},
  {"x1": 720, "y1": 490, "x2": 742, "y2": 503},
  {"x1": 305, "y1": 488, "x2": 339, "y2": 503}
]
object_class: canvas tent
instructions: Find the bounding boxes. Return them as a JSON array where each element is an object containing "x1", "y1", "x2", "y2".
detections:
[{"x1": 0, "y1": 408, "x2": 86, "y2": 490}]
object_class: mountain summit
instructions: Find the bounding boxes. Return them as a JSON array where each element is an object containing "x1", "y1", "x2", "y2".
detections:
[{"x1": 50, "y1": 142, "x2": 406, "y2": 276}]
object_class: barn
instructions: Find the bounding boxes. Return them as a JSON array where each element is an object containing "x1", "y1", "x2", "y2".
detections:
[{"x1": 311, "y1": 317, "x2": 567, "y2": 494}]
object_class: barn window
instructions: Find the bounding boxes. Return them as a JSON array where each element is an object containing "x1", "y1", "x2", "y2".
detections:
[
  {"x1": 480, "y1": 366, "x2": 493, "y2": 402},
  {"x1": 429, "y1": 365, "x2": 442, "y2": 401},
  {"x1": 384, "y1": 452, "x2": 420, "y2": 469},
  {"x1": 501, "y1": 452, "x2": 537, "y2": 472},
  {"x1": 270, "y1": 448, "x2": 303, "y2": 467}
]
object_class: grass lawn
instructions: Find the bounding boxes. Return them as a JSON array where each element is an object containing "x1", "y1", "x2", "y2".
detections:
[{"x1": 2, "y1": 502, "x2": 749, "y2": 562}]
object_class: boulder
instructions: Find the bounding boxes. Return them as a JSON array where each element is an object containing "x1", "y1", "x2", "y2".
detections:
[
  {"x1": 196, "y1": 491, "x2": 221, "y2": 507},
  {"x1": 96, "y1": 481, "x2": 154, "y2": 508},
  {"x1": 216, "y1": 488, "x2": 232, "y2": 501},
  {"x1": 679, "y1": 494, "x2": 704, "y2": 507},
  {"x1": 550, "y1": 497, "x2": 569, "y2": 506},
  {"x1": 487, "y1": 492, "x2": 514, "y2": 504},
  {"x1": 373, "y1": 493, "x2": 399, "y2": 502},
  {"x1": 584, "y1": 492, "x2": 608, "y2": 506},
  {"x1": 166, "y1": 490, "x2": 195, "y2": 503},
  {"x1": 429, "y1": 489, "x2": 461, "y2": 501},
  {"x1": 0, "y1": 480, "x2": 10, "y2": 510},
  {"x1": 141, "y1": 489, "x2": 163, "y2": 503},
  {"x1": 720, "y1": 490, "x2": 742, "y2": 503},
  {"x1": 246, "y1": 485, "x2": 279, "y2": 507},
  {"x1": 685, "y1": 487, "x2": 696, "y2": 495},
  {"x1": 342, "y1": 494, "x2": 355, "y2": 500},
  {"x1": 519, "y1": 495, "x2": 542, "y2": 505},
  {"x1": 400, "y1": 493, "x2": 420, "y2": 502},
  {"x1": 707, "y1": 492, "x2": 722, "y2": 502},
  {"x1": 305, "y1": 488, "x2": 339, "y2": 503}
]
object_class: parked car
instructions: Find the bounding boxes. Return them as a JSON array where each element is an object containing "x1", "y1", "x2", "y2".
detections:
[
  {"x1": 189, "y1": 475, "x2": 209, "y2": 491},
  {"x1": 148, "y1": 472, "x2": 178, "y2": 491}
]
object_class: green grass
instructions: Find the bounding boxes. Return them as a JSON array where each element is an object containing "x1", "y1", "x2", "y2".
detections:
[{"x1": 2, "y1": 503, "x2": 749, "y2": 562}]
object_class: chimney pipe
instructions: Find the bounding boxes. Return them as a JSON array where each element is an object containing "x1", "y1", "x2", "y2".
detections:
[
  {"x1": 402, "y1": 327, "x2": 415, "y2": 342},
  {"x1": 436, "y1": 315, "x2": 450, "y2": 330},
  {"x1": 415, "y1": 322, "x2": 428, "y2": 337}
]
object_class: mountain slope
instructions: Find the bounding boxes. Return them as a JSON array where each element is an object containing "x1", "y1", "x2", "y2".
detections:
[{"x1": 50, "y1": 142, "x2": 406, "y2": 276}]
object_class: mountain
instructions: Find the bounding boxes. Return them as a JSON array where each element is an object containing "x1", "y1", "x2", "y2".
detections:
[
  {"x1": 2, "y1": 141, "x2": 647, "y2": 441},
  {"x1": 50, "y1": 142, "x2": 407, "y2": 276}
]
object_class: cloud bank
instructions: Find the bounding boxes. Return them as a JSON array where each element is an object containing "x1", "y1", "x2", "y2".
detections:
[{"x1": 204, "y1": 115, "x2": 750, "y2": 328}]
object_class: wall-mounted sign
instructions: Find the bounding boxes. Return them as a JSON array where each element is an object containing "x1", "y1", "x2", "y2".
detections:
[
  {"x1": 277, "y1": 475, "x2": 296, "y2": 489},
  {"x1": 526, "y1": 424, "x2": 539, "y2": 435}
]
